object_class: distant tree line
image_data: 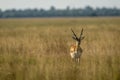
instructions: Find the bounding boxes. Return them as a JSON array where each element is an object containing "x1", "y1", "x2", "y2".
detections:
[{"x1": 0, "y1": 6, "x2": 120, "y2": 18}]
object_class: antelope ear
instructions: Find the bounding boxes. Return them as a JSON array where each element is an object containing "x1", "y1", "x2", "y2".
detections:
[
  {"x1": 81, "y1": 36, "x2": 85, "y2": 40},
  {"x1": 72, "y1": 36, "x2": 77, "y2": 40}
]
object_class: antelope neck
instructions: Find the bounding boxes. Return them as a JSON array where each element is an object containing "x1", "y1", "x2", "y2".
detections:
[{"x1": 75, "y1": 41, "x2": 80, "y2": 50}]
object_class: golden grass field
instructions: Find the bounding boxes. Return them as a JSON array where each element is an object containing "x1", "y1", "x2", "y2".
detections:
[{"x1": 0, "y1": 17, "x2": 120, "y2": 80}]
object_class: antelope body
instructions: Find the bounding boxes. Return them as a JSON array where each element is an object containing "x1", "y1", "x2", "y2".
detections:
[{"x1": 70, "y1": 28, "x2": 84, "y2": 62}]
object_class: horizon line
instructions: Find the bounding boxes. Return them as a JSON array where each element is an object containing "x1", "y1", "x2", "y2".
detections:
[{"x1": 0, "y1": 5, "x2": 120, "y2": 11}]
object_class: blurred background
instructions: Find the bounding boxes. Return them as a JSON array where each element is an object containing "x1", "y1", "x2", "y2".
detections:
[{"x1": 0, "y1": 0, "x2": 120, "y2": 18}]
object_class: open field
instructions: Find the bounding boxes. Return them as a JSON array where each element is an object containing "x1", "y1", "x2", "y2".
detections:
[{"x1": 0, "y1": 17, "x2": 120, "y2": 80}]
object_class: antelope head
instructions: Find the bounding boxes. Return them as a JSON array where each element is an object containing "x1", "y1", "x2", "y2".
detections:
[{"x1": 71, "y1": 28, "x2": 84, "y2": 47}]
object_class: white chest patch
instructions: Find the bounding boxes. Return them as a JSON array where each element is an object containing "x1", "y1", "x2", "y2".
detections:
[{"x1": 70, "y1": 51, "x2": 81, "y2": 59}]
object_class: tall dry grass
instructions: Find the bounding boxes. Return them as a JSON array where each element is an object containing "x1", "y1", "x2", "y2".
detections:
[{"x1": 0, "y1": 17, "x2": 120, "y2": 80}]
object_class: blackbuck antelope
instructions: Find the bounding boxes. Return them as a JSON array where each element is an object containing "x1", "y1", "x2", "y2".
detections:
[{"x1": 70, "y1": 28, "x2": 84, "y2": 62}]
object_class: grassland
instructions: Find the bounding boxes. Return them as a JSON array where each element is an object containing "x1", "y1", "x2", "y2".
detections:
[{"x1": 0, "y1": 17, "x2": 120, "y2": 80}]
